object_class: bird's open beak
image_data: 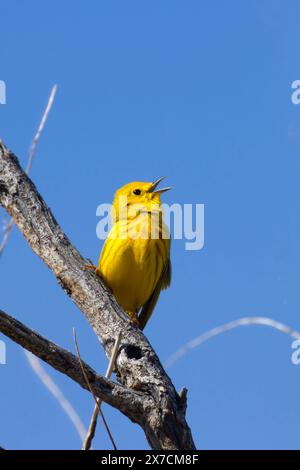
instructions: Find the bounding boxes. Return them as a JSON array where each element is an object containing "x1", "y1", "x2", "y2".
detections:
[{"x1": 148, "y1": 176, "x2": 171, "y2": 194}]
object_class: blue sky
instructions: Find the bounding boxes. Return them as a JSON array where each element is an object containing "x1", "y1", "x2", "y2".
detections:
[{"x1": 1, "y1": 0, "x2": 300, "y2": 450}]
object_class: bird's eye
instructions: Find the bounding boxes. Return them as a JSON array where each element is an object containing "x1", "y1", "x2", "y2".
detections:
[{"x1": 133, "y1": 189, "x2": 141, "y2": 195}]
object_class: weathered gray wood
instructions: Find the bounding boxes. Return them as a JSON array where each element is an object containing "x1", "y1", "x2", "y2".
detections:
[
  {"x1": 0, "y1": 308, "x2": 144, "y2": 422},
  {"x1": 0, "y1": 140, "x2": 196, "y2": 450}
]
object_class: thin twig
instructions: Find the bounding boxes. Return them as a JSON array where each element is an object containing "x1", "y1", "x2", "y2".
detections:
[
  {"x1": 72, "y1": 328, "x2": 117, "y2": 451},
  {"x1": 26, "y1": 85, "x2": 58, "y2": 174},
  {"x1": 164, "y1": 316, "x2": 300, "y2": 368},
  {"x1": 0, "y1": 308, "x2": 141, "y2": 415},
  {"x1": 0, "y1": 84, "x2": 57, "y2": 256},
  {"x1": 82, "y1": 332, "x2": 122, "y2": 450},
  {"x1": 0, "y1": 218, "x2": 14, "y2": 256},
  {"x1": 25, "y1": 351, "x2": 87, "y2": 443},
  {"x1": 0, "y1": 84, "x2": 87, "y2": 447}
]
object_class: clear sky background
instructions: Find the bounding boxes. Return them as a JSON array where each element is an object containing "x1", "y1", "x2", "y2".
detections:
[{"x1": 1, "y1": 0, "x2": 300, "y2": 450}]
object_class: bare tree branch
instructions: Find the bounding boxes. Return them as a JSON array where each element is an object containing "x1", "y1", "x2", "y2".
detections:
[
  {"x1": 0, "y1": 84, "x2": 86, "y2": 447},
  {"x1": 164, "y1": 316, "x2": 300, "y2": 368},
  {"x1": 0, "y1": 85, "x2": 57, "y2": 257},
  {"x1": 0, "y1": 140, "x2": 195, "y2": 450},
  {"x1": 0, "y1": 308, "x2": 144, "y2": 422}
]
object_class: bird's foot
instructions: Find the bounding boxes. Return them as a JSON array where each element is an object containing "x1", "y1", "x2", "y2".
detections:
[
  {"x1": 127, "y1": 311, "x2": 139, "y2": 327},
  {"x1": 84, "y1": 258, "x2": 97, "y2": 272}
]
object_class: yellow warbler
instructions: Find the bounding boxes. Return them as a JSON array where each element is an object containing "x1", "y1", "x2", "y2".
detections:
[{"x1": 97, "y1": 177, "x2": 171, "y2": 329}]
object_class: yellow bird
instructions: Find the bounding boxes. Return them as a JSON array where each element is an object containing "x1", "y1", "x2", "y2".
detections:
[{"x1": 96, "y1": 177, "x2": 171, "y2": 330}]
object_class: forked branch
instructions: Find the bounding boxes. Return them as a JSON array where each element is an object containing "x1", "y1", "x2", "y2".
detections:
[{"x1": 0, "y1": 140, "x2": 195, "y2": 450}]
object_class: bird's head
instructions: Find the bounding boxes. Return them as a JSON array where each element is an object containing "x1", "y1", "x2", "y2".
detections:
[{"x1": 112, "y1": 177, "x2": 171, "y2": 221}]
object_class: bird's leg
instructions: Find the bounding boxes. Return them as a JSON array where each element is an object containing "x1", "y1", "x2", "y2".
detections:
[
  {"x1": 127, "y1": 311, "x2": 139, "y2": 327},
  {"x1": 84, "y1": 258, "x2": 97, "y2": 272}
]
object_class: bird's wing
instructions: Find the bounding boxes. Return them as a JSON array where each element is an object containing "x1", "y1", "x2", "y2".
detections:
[
  {"x1": 97, "y1": 234, "x2": 113, "y2": 273},
  {"x1": 138, "y1": 258, "x2": 171, "y2": 330}
]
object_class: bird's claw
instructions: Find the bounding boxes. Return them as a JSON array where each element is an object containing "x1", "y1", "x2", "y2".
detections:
[
  {"x1": 127, "y1": 311, "x2": 139, "y2": 328},
  {"x1": 84, "y1": 258, "x2": 97, "y2": 272}
]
